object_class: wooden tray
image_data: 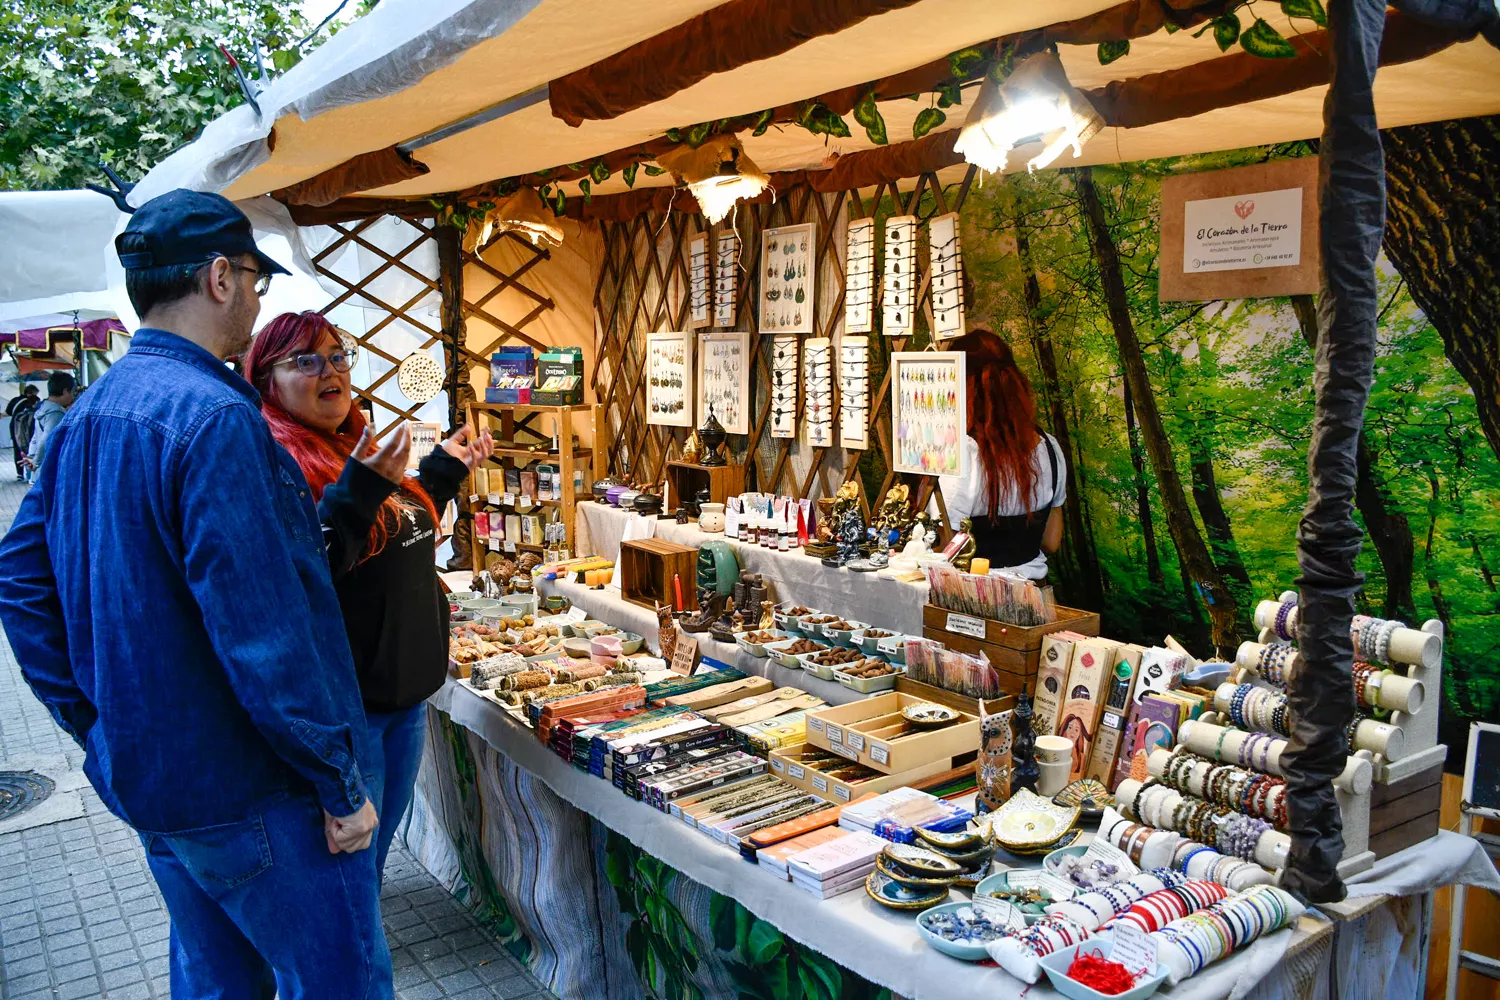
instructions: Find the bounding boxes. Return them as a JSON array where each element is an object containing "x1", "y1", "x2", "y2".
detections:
[{"x1": 920, "y1": 603, "x2": 1100, "y2": 695}]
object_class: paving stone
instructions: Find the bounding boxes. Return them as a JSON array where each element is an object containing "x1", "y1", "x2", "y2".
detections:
[
  {"x1": 54, "y1": 956, "x2": 98, "y2": 983},
  {"x1": 57, "y1": 974, "x2": 105, "y2": 1000},
  {"x1": 439, "y1": 969, "x2": 484, "y2": 994}
]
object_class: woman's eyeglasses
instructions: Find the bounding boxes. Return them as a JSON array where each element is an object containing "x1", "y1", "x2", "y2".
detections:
[{"x1": 274, "y1": 348, "x2": 357, "y2": 377}]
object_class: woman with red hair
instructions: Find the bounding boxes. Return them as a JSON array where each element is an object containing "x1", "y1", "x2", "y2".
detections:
[
  {"x1": 937, "y1": 329, "x2": 1066, "y2": 579},
  {"x1": 244, "y1": 311, "x2": 490, "y2": 879}
]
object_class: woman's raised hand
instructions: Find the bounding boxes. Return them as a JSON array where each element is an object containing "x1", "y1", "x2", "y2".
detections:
[
  {"x1": 440, "y1": 423, "x2": 493, "y2": 473},
  {"x1": 356, "y1": 424, "x2": 411, "y2": 484}
]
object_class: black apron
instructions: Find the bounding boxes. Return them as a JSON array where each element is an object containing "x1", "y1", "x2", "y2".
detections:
[{"x1": 967, "y1": 434, "x2": 1060, "y2": 570}]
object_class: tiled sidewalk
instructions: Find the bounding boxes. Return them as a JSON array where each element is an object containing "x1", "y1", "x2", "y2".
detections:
[{"x1": 0, "y1": 479, "x2": 554, "y2": 1000}]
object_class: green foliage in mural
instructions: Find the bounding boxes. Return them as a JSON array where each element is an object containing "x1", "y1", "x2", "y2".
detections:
[
  {"x1": 708, "y1": 893, "x2": 892, "y2": 1000},
  {"x1": 605, "y1": 832, "x2": 704, "y2": 1000},
  {"x1": 960, "y1": 146, "x2": 1500, "y2": 730}
]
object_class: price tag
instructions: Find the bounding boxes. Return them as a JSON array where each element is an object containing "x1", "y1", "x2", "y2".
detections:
[
  {"x1": 807, "y1": 718, "x2": 825, "y2": 734},
  {"x1": 825, "y1": 724, "x2": 843, "y2": 745},
  {"x1": 487, "y1": 539, "x2": 500, "y2": 551},
  {"x1": 1082, "y1": 838, "x2": 1139, "y2": 877},
  {"x1": 970, "y1": 896, "x2": 1026, "y2": 932},
  {"x1": 503, "y1": 492, "x2": 516, "y2": 506},
  {"x1": 870, "y1": 744, "x2": 889, "y2": 766},
  {"x1": 488, "y1": 492, "x2": 501, "y2": 505},
  {"x1": 1006, "y1": 869, "x2": 1046, "y2": 891},
  {"x1": 835, "y1": 786, "x2": 851, "y2": 801},
  {"x1": 504, "y1": 540, "x2": 517, "y2": 554},
  {"x1": 468, "y1": 494, "x2": 479, "y2": 504},
  {"x1": 520, "y1": 494, "x2": 532, "y2": 507},
  {"x1": 1039, "y1": 873, "x2": 1077, "y2": 901},
  {"x1": 828, "y1": 743, "x2": 857, "y2": 761},
  {"x1": 945, "y1": 612, "x2": 987, "y2": 639},
  {"x1": 1102, "y1": 711, "x2": 1124, "y2": 730},
  {"x1": 1110, "y1": 921, "x2": 1158, "y2": 978},
  {"x1": 812, "y1": 774, "x2": 829, "y2": 792},
  {"x1": 567, "y1": 606, "x2": 589, "y2": 623},
  {"x1": 788, "y1": 765, "x2": 806, "y2": 780},
  {"x1": 845, "y1": 732, "x2": 866, "y2": 752}
]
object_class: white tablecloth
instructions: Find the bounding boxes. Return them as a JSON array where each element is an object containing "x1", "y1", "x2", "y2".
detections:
[
  {"x1": 438, "y1": 677, "x2": 1498, "y2": 1000},
  {"x1": 576, "y1": 500, "x2": 930, "y2": 635}
]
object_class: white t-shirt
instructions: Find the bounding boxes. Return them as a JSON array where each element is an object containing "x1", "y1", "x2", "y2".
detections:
[{"x1": 933, "y1": 434, "x2": 1067, "y2": 580}]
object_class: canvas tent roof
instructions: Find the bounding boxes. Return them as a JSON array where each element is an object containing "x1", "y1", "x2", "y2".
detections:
[{"x1": 135, "y1": 0, "x2": 1500, "y2": 212}]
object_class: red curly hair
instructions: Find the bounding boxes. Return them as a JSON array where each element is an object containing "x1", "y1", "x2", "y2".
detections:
[
  {"x1": 951, "y1": 329, "x2": 1041, "y2": 519},
  {"x1": 244, "y1": 311, "x2": 438, "y2": 560}
]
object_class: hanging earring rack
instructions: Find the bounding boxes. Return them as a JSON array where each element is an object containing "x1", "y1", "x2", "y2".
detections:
[
  {"x1": 882, "y1": 214, "x2": 917, "y2": 337},
  {"x1": 845, "y1": 218, "x2": 875, "y2": 334}
]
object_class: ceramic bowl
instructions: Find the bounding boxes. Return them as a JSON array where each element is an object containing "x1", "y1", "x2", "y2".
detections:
[
  {"x1": 915, "y1": 826, "x2": 991, "y2": 853},
  {"x1": 881, "y1": 843, "x2": 964, "y2": 878},
  {"x1": 1041, "y1": 843, "x2": 1090, "y2": 876},
  {"x1": 822, "y1": 619, "x2": 870, "y2": 646},
  {"x1": 974, "y1": 872, "x2": 1061, "y2": 925},
  {"x1": 853, "y1": 627, "x2": 899, "y2": 655},
  {"x1": 591, "y1": 651, "x2": 619, "y2": 669},
  {"x1": 998, "y1": 828, "x2": 1083, "y2": 859},
  {"x1": 765, "y1": 639, "x2": 815, "y2": 669},
  {"x1": 874, "y1": 855, "x2": 957, "y2": 891},
  {"x1": 616, "y1": 632, "x2": 644, "y2": 655},
  {"x1": 916, "y1": 901, "x2": 1019, "y2": 962},
  {"x1": 478, "y1": 607, "x2": 528, "y2": 627},
  {"x1": 446, "y1": 590, "x2": 479, "y2": 604},
  {"x1": 576, "y1": 620, "x2": 612, "y2": 637},
  {"x1": 562, "y1": 637, "x2": 593, "y2": 659},
  {"x1": 988, "y1": 790, "x2": 1082, "y2": 852},
  {"x1": 928, "y1": 840, "x2": 997, "y2": 870},
  {"x1": 735, "y1": 629, "x2": 788, "y2": 658},
  {"x1": 458, "y1": 597, "x2": 506, "y2": 613},
  {"x1": 1039, "y1": 937, "x2": 1170, "y2": 1000},
  {"x1": 864, "y1": 870, "x2": 950, "y2": 912},
  {"x1": 449, "y1": 610, "x2": 479, "y2": 627},
  {"x1": 901, "y1": 702, "x2": 961, "y2": 729},
  {"x1": 590, "y1": 635, "x2": 623, "y2": 659},
  {"x1": 503, "y1": 592, "x2": 539, "y2": 616}
]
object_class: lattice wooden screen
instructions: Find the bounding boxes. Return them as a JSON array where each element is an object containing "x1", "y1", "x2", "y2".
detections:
[{"x1": 592, "y1": 169, "x2": 976, "y2": 515}]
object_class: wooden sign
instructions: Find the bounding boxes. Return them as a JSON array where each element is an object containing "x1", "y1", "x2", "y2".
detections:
[
  {"x1": 1159, "y1": 157, "x2": 1319, "y2": 302},
  {"x1": 670, "y1": 632, "x2": 700, "y2": 675}
]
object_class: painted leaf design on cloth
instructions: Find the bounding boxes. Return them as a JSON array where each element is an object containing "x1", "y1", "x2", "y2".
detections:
[
  {"x1": 1240, "y1": 18, "x2": 1298, "y2": 58},
  {"x1": 579, "y1": 178, "x2": 591, "y2": 203},
  {"x1": 747, "y1": 918, "x2": 784, "y2": 963},
  {"x1": 912, "y1": 107, "x2": 946, "y2": 140},
  {"x1": 934, "y1": 81, "x2": 963, "y2": 109},
  {"x1": 853, "y1": 90, "x2": 888, "y2": 145},
  {"x1": 1282, "y1": 0, "x2": 1328, "y2": 26},
  {"x1": 1213, "y1": 13, "x2": 1241, "y2": 52},
  {"x1": 1097, "y1": 39, "x2": 1130, "y2": 65},
  {"x1": 685, "y1": 120, "x2": 714, "y2": 147}
]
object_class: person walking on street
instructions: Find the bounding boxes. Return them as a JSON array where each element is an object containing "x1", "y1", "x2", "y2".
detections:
[
  {"x1": 7, "y1": 383, "x2": 39, "y2": 480},
  {"x1": 245, "y1": 311, "x2": 491, "y2": 881},
  {"x1": 23, "y1": 371, "x2": 77, "y2": 480},
  {"x1": 0, "y1": 190, "x2": 393, "y2": 1000}
]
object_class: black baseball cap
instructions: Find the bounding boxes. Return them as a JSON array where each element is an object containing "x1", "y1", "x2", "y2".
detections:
[{"x1": 115, "y1": 189, "x2": 290, "y2": 276}]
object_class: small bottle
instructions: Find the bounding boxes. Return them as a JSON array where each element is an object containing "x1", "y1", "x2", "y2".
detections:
[
  {"x1": 760, "y1": 518, "x2": 774, "y2": 548},
  {"x1": 743, "y1": 519, "x2": 757, "y2": 546},
  {"x1": 778, "y1": 521, "x2": 791, "y2": 552}
]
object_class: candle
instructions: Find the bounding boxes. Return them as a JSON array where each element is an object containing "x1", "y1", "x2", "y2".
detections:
[
  {"x1": 673, "y1": 573, "x2": 683, "y2": 612},
  {"x1": 970, "y1": 557, "x2": 991, "y2": 576}
]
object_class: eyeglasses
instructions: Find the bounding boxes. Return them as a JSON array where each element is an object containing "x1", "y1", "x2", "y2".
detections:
[
  {"x1": 226, "y1": 262, "x2": 273, "y2": 297},
  {"x1": 273, "y1": 348, "x2": 357, "y2": 377}
]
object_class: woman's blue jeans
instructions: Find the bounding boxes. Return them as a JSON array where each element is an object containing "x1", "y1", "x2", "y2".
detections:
[{"x1": 363, "y1": 702, "x2": 427, "y2": 882}]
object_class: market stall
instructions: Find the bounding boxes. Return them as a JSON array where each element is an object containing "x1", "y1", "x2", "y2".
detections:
[{"x1": 130, "y1": 0, "x2": 1500, "y2": 996}]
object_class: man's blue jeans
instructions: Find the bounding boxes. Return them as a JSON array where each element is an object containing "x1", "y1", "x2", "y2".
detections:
[
  {"x1": 364, "y1": 702, "x2": 427, "y2": 882},
  {"x1": 141, "y1": 793, "x2": 393, "y2": 1000}
]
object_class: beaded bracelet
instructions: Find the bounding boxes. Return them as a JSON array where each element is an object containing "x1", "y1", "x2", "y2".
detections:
[{"x1": 1274, "y1": 601, "x2": 1294, "y2": 641}]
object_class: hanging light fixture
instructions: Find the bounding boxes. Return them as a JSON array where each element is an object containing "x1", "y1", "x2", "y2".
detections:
[
  {"x1": 472, "y1": 187, "x2": 564, "y2": 251},
  {"x1": 656, "y1": 134, "x2": 771, "y2": 225},
  {"x1": 953, "y1": 50, "x2": 1103, "y2": 174}
]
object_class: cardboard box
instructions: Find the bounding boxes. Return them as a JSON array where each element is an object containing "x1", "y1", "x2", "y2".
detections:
[
  {"x1": 1033, "y1": 633, "x2": 1081, "y2": 738},
  {"x1": 803, "y1": 693, "x2": 980, "y2": 774},
  {"x1": 1084, "y1": 644, "x2": 1145, "y2": 785},
  {"x1": 770, "y1": 744, "x2": 963, "y2": 804},
  {"x1": 486, "y1": 348, "x2": 535, "y2": 404},
  {"x1": 532, "y1": 347, "x2": 585, "y2": 406}
]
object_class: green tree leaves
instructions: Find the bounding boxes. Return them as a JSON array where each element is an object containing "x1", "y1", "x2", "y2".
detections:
[
  {"x1": 1097, "y1": 39, "x2": 1130, "y2": 65},
  {"x1": 1213, "y1": 13, "x2": 1242, "y2": 52},
  {"x1": 853, "y1": 91, "x2": 888, "y2": 146},
  {"x1": 796, "y1": 101, "x2": 852, "y2": 139},
  {"x1": 1281, "y1": 0, "x2": 1328, "y2": 26}
]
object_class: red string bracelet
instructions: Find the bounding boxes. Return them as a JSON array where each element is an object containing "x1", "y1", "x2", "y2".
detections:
[{"x1": 1066, "y1": 947, "x2": 1137, "y2": 995}]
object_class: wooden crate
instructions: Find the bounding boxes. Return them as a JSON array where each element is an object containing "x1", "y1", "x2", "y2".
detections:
[
  {"x1": 920, "y1": 604, "x2": 1100, "y2": 695},
  {"x1": 1368, "y1": 761, "x2": 1443, "y2": 858},
  {"x1": 619, "y1": 538, "x2": 700, "y2": 612},
  {"x1": 666, "y1": 461, "x2": 746, "y2": 509}
]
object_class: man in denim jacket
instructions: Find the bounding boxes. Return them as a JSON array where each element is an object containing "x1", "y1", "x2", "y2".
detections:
[{"x1": 0, "y1": 191, "x2": 393, "y2": 1000}]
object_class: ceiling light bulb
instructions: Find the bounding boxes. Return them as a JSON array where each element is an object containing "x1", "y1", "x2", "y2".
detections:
[{"x1": 954, "y1": 51, "x2": 1102, "y2": 175}]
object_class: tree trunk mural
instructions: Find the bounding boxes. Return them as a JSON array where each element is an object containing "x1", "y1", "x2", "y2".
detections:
[
  {"x1": 1290, "y1": 294, "x2": 1417, "y2": 621},
  {"x1": 1383, "y1": 114, "x2": 1500, "y2": 459},
  {"x1": 1188, "y1": 423, "x2": 1255, "y2": 622},
  {"x1": 1422, "y1": 461, "x2": 1453, "y2": 632},
  {"x1": 1015, "y1": 220, "x2": 1105, "y2": 608},
  {"x1": 1122, "y1": 381, "x2": 1165, "y2": 587},
  {"x1": 1076, "y1": 167, "x2": 1240, "y2": 649}
]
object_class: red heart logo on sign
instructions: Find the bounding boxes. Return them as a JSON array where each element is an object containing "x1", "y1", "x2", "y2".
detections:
[{"x1": 1234, "y1": 199, "x2": 1255, "y2": 219}]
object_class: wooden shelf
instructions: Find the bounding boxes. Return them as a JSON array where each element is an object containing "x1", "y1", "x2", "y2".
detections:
[
  {"x1": 472, "y1": 402, "x2": 593, "y2": 414},
  {"x1": 488, "y1": 446, "x2": 593, "y2": 462}
]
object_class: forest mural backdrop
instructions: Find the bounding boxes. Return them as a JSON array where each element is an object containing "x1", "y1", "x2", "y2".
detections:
[{"x1": 955, "y1": 121, "x2": 1498, "y2": 761}]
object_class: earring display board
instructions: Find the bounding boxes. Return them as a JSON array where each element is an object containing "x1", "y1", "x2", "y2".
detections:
[
  {"x1": 845, "y1": 218, "x2": 876, "y2": 334},
  {"x1": 697, "y1": 331, "x2": 750, "y2": 434},
  {"x1": 803, "y1": 337, "x2": 834, "y2": 448},
  {"x1": 759, "y1": 223, "x2": 816, "y2": 335},
  {"x1": 882, "y1": 215, "x2": 917, "y2": 336},
  {"x1": 929, "y1": 212, "x2": 965, "y2": 338},
  {"x1": 689, "y1": 233, "x2": 711, "y2": 328},
  {"x1": 714, "y1": 231, "x2": 739, "y2": 328},
  {"x1": 770, "y1": 334, "x2": 798, "y2": 440},
  {"x1": 646, "y1": 331, "x2": 694, "y2": 427},
  {"x1": 891, "y1": 351, "x2": 965, "y2": 476},
  {"x1": 839, "y1": 336, "x2": 870, "y2": 450}
]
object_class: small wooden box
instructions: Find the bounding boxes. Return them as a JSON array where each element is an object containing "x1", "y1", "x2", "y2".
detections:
[
  {"x1": 769, "y1": 744, "x2": 965, "y2": 804},
  {"x1": 619, "y1": 538, "x2": 700, "y2": 612},
  {"x1": 666, "y1": 461, "x2": 746, "y2": 509},
  {"x1": 921, "y1": 603, "x2": 1100, "y2": 696},
  {"x1": 1368, "y1": 762, "x2": 1443, "y2": 859},
  {"x1": 804, "y1": 693, "x2": 981, "y2": 775}
]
